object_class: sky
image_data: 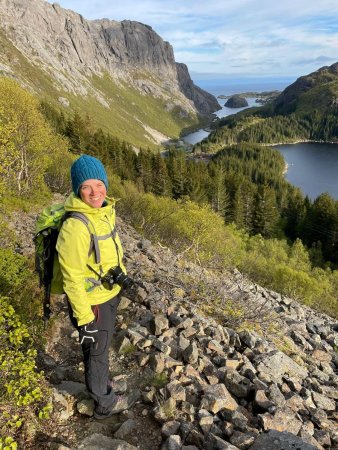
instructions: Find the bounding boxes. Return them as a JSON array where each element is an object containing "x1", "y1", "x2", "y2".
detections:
[{"x1": 46, "y1": 0, "x2": 338, "y2": 83}]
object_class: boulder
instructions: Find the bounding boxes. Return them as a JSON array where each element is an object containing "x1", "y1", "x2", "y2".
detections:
[{"x1": 248, "y1": 430, "x2": 318, "y2": 450}]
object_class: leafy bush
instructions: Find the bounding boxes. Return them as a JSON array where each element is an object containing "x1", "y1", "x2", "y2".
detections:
[
  {"x1": 112, "y1": 177, "x2": 338, "y2": 318},
  {"x1": 115, "y1": 182, "x2": 244, "y2": 269},
  {"x1": 0, "y1": 296, "x2": 51, "y2": 448},
  {"x1": 0, "y1": 77, "x2": 69, "y2": 199},
  {"x1": 0, "y1": 249, "x2": 30, "y2": 295}
]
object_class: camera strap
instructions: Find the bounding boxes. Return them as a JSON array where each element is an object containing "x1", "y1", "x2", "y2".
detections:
[{"x1": 85, "y1": 264, "x2": 104, "y2": 290}]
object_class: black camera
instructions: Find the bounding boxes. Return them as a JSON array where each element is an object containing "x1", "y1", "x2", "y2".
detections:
[{"x1": 102, "y1": 267, "x2": 133, "y2": 290}]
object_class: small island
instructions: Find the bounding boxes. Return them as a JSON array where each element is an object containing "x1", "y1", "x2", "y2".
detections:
[
  {"x1": 218, "y1": 90, "x2": 280, "y2": 105},
  {"x1": 225, "y1": 94, "x2": 248, "y2": 108}
]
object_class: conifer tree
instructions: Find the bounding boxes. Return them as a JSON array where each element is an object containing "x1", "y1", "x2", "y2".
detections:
[
  {"x1": 167, "y1": 149, "x2": 187, "y2": 199},
  {"x1": 136, "y1": 148, "x2": 153, "y2": 192},
  {"x1": 252, "y1": 185, "x2": 280, "y2": 237},
  {"x1": 210, "y1": 164, "x2": 229, "y2": 218},
  {"x1": 233, "y1": 180, "x2": 256, "y2": 231},
  {"x1": 151, "y1": 153, "x2": 172, "y2": 196}
]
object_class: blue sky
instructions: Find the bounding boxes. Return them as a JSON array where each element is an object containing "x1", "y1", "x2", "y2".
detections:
[{"x1": 46, "y1": 0, "x2": 338, "y2": 82}]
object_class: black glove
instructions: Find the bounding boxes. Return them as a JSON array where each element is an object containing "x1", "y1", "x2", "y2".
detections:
[{"x1": 78, "y1": 319, "x2": 98, "y2": 344}]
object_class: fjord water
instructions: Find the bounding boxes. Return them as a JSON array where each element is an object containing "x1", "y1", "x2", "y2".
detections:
[
  {"x1": 276, "y1": 142, "x2": 338, "y2": 200},
  {"x1": 184, "y1": 79, "x2": 338, "y2": 200},
  {"x1": 183, "y1": 78, "x2": 291, "y2": 145}
]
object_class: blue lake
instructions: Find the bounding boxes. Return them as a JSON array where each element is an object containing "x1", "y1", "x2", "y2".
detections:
[
  {"x1": 276, "y1": 142, "x2": 338, "y2": 200},
  {"x1": 183, "y1": 97, "x2": 259, "y2": 145},
  {"x1": 183, "y1": 80, "x2": 338, "y2": 200}
]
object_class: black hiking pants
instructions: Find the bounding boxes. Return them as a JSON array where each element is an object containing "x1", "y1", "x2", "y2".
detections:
[{"x1": 68, "y1": 296, "x2": 120, "y2": 411}]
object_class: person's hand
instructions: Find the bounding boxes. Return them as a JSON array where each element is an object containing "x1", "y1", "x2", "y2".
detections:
[{"x1": 78, "y1": 319, "x2": 98, "y2": 344}]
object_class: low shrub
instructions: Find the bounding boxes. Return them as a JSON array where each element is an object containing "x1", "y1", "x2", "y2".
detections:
[{"x1": 0, "y1": 296, "x2": 52, "y2": 448}]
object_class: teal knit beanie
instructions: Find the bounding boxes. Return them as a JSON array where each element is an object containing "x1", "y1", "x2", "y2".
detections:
[{"x1": 71, "y1": 154, "x2": 108, "y2": 196}]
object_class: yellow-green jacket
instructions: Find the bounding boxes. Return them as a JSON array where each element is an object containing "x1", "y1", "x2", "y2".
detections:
[{"x1": 56, "y1": 193, "x2": 125, "y2": 326}]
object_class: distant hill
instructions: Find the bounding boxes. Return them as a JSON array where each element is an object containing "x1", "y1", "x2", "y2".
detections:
[
  {"x1": 267, "y1": 62, "x2": 338, "y2": 115},
  {"x1": 199, "y1": 62, "x2": 338, "y2": 152},
  {"x1": 0, "y1": 0, "x2": 219, "y2": 149}
]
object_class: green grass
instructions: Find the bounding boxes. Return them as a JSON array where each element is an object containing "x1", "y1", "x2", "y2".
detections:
[
  {"x1": 295, "y1": 81, "x2": 338, "y2": 114},
  {"x1": 0, "y1": 32, "x2": 201, "y2": 150}
]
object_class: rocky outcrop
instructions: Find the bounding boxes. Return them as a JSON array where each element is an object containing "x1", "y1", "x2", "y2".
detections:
[
  {"x1": 0, "y1": 0, "x2": 219, "y2": 118},
  {"x1": 225, "y1": 95, "x2": 248, "y2": 108}
]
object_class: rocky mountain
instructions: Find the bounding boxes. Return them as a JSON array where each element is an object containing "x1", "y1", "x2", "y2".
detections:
[
  {"x1": 269, "y1": 62, "x2": 338, "y2": 115},
  {"x1": 0, "y1": 0, "x2": 220, "y2": 148},
  {"x1": 10, "y1": 205, "x2": 338, "y2": 450}
]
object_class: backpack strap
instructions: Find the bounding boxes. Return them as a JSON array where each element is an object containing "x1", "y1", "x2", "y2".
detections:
[{"x1": 63, "y1": 212, "x2": 101, "y2": 264}]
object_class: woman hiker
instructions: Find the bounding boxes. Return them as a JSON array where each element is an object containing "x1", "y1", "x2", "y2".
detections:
[{"x1": 56, "y1": 154, "x2": 138, "y2": 419}]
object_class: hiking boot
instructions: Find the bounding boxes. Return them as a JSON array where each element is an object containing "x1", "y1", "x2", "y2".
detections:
[
  {"x1": 93, "y1": 390, "x2": 140, "y2": 420},
  {"x1": 93, "y1": 406, "x2": 115, "y2": 420},
  {"x1": 108, "y1": 377, "x2": 127, "y2": 394},
  {"x1": 110, "y1": 390, "x2": 140, "y2": 414}
]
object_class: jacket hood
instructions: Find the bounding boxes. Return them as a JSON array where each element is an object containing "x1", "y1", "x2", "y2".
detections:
[{"x1": 64, "y1": 193, "x2": 116, "y2": 218}]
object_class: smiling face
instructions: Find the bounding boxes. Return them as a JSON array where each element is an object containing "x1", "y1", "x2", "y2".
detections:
[{"x1": 79, "y1": 179, "x2": 107, "y2": 208}]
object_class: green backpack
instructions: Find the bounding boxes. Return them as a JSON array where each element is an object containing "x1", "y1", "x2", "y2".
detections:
[{"x1": 34, "y1": 203, "x2": 95, "y2": 320}]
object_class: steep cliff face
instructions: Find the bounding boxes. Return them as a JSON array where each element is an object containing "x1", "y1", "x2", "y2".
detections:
[{"x1": 0, "y1": 0, "x2": 219, "y2": 147}]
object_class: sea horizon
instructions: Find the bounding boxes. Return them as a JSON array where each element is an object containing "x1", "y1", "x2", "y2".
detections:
[{"x1": 193, "y1": 76, "x2": 295, "y2": 97}]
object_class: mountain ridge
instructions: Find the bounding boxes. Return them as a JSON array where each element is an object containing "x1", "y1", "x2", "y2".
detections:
[
  {"x1": 268, "y1": 62, "x2": 338, "y2": 115},
  {"x1": 0, "y1": 0, "x2": 220, "y2": 148}
]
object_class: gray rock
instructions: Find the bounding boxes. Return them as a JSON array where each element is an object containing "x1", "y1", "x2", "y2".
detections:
[
  {"x1": 313, "y1": 430, "x2": 331, "y2": 448},
  {"x1": 114, "y1": 419, "x2": 136, "y2": 440},
  {"x1": 149, "y1": 353, "x2": 165, "y2": 373},
  {"x1": 254, "y1": 390, "x2": 274, "y2": 411},
  {"x1": 204, "y1": 433, "x2": 240, "y2": 449},
  {"x1": 178, "y1": 318, "x2": 194, "y2": 330},
  {"x1": 161, "y1": 421, "x2": 181, "y2": 438},
  {"x1": 127, "y1": 329, "x2": 145, "y2": 345},
  {"x1": 118, "y1": 296, "x2": 132, "y2": 310},
  {"x1": 152, "y1": 338, "x2": 172, "y2": 355},
  {"x1": 238, "y1": 330, "x2": 258, "y2": 349},
  {"x1": 312, "y1": 391, "x2": 336, "y2": 411},
  {"x1": 77, "y1": 434, "x2": 138, "y2": 450},
  {"x1": 201, "y1": 384, "x2": 238, "y2": 414},
  {"x1": 183, "y1": 342, "x2": 199, "y2": 364},
  {"x1": 255, "y1": 351, "x2": 308, "y2": 381},
  {"x1": 76, "y1": 399, "x2": 94, "y2": 416},
  {"x1": 259, "y1": 406, "x2": 303, "y2": 435},
  {"x1": 198, "y1": 409, "x2": 214, "y2": 434},
  {"x1": 221, "y1": 369, "x2": 253, "y2": 398},
  {"x1": 57, "y1": 381, "x2": 87, "y2": 396},
  {"x1": 291, "y1": 331, "x2": 313, "y2": 350},
  {"x1": 51, "y1": 388, "x2": 74, "y2": 421},
  {"x1": 150, "y1": 314, "x2": 169, "y2": 336},
  {"x1": 166, "y1": 381, "x2": 186, "y2": 401},
  {"x1": 220, "y1": 409, "x2": 249, "y2": 431},
  {"x1": 177, "y1": 334, "x2": 190, "y2": 351},
  {"x1": 248, "y1": 430, "x2": 318, "y2": 450},
  {"x1": 161, "y1": 435, "x2": 181, "y2": 450},
  {"x1": 230, "y1": 431, "x2": 256, "y2": 450},
  {"x1": 115, "y1": 335, "x2": 133, "y2": 354}
]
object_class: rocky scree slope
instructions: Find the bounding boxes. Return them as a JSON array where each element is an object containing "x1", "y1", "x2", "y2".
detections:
[
  {"x1": 0, "y1": 0, "x2": 219, "y2": 132},
  {"x1": 9, "y1": 209, "x2": 338, "y2": 450}
]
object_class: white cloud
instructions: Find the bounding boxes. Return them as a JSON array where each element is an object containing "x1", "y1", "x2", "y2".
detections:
[{"x1": 46, "y1": 0, "x2": 338, "y2": 78}]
